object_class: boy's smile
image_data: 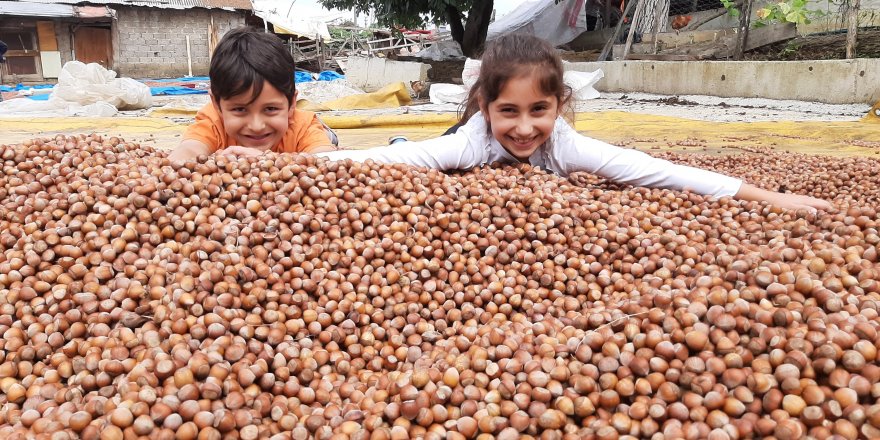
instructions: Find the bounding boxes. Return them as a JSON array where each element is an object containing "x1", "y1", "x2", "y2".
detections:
[{"x1": 215, "y1": 81, "x2": 295, "y2": 151}]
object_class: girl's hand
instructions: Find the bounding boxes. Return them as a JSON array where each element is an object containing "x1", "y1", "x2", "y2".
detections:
[
  {"x1": 765, "y1": 193, "x2": 834, "y2": 213},
  {"x1": 217, "y1": 146, "x2": 265, "y2": 159},
  {"x1": 736, "y1": 183, "x2": 833, "y2": 213}
]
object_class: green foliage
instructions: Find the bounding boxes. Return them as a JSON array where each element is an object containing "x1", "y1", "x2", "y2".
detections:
[
  {"x1": 328, "y1": 27, "x2": 372, "y2": 41},
  {"x1": 319, "y1": 0, "x2": 476, "y2": 29},
  {"x1": 753, "y1": 0, "x2": 825, "y2": 27},
  {"x1": 720, "y1": 0, "x2": 741, "y2": 19}
]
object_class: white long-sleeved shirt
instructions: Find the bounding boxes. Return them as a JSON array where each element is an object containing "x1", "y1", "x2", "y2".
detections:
[{"x1": 318, "y1": 113, "x2": 743, "y2": 198}]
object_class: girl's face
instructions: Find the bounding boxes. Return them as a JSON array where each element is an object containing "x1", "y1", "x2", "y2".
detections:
[{"x1": 483, "y1": 74, "x2": 560, "y2": 161}]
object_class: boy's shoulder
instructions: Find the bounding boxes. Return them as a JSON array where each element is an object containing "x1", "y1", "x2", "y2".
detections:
[{"x1": 194, "y1": 102, "x2": 222, "y2": 123}]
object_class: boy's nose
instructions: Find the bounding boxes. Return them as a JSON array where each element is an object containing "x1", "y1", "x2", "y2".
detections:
[{"x1": 248, "y1": 116, "x2": 266, "y2": 131}]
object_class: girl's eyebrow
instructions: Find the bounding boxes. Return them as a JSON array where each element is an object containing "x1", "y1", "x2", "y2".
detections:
[{"x1": 495, "y1": 99, "x2": 552, "y2": 106}]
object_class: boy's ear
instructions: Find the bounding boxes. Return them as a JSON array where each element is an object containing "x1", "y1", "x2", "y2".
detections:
[{"x1": 289, "y1": 91, "x2": 298, "y2": 117}]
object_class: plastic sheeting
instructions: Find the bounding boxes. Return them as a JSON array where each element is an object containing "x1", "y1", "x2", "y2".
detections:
[
  {"x1": 297, "y1": 82, "x2": 412, "y2": 111},
  {"x1": 0, "y1": 84, "x2": 54, "y2": 92},
  {"x1": 150, "y1": 87, "x2": 207, "y2": 96},
  {"x1": 429, "y1": 63, "x2": 604, "y2": 105},
  {"x1": 1, "y1": 110, "x2": 878, "y2": 155},
  {"x1": 146, "y1": 76, "x2": 210, "y2": 83},
  {"x1": 251, "y1": 0, "x2": 345, "y2": 40},
  {"x1": 487, "y1": 0, "x2": 588, "y2": 47},
  {"x1": 0, "y1": 61, "x2": 152, "y2": 117},
  {"x1": 865, "y1": 100, "x2": 880, "y2": 123},
  {"x1": 296, "y1": 71, "x2": 346, "y2": 83},
  {"x1": 413, "y1": 41, "x2": 465, "y2": 61}
]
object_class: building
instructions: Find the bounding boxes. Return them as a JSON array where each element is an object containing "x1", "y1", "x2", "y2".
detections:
[{"x1": 0, "y1": 0, "x2": 257, "y2": 83}]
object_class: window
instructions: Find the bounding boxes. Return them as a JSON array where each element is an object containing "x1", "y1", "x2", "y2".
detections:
[{"x1": 0, "y1": 26, "x2": 40, "y2": 76}]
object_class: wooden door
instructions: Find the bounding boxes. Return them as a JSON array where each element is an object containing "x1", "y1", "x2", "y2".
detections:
[{"x1": 74, "y1": 26, "x2": 112, "y2": 67}]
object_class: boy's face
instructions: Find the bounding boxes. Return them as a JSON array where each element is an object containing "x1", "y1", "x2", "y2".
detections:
[{"x1": 214, "y1": 81, "x2": 295, "y2": 151}]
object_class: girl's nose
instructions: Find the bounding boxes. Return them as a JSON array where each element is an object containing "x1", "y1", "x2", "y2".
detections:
[{"x1": 515, "y1": 119, "x2": 534, "y2": 135}]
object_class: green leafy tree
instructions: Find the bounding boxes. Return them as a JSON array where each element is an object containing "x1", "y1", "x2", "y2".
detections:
[{"x1": 319, "y1": 0, "x2": 495, "y2": 57}]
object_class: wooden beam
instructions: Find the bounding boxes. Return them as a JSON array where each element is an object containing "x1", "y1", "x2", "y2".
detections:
[
  {"x1": 744, "y1": 22, "x2": 796, "y2": 51},
  {"x1": 626, "y1": 53, "x2": 699, "y2": 61},
  {"x1": 599, "y1": 0, "x2": 641, "y2": 61},
  {"x1": 622, "y1": 0, "x2": 645, "y2": 60},
  {"x1": 651, "y1": 1, "x2": 666, "y2": 54}
]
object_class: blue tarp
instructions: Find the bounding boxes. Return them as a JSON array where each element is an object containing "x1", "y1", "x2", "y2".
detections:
[
  {"x1": 27, "y1": 94, "x2": 51, "y2": 101},
  {"x1": 318, "y1": 71, "x2": 344, "y2": 81},
  {"x1": 295, "y1": 70, "x2": 345, "y2": 83},
  {"x1": 145, "y1": 76, "x2": 210, "y2": 83},
  {"x1": 150, "y1": 86, "x2": 208, "y2": 96},
  {"x1": 1, "y1": 83, "x2": 54, "y2": 92}
]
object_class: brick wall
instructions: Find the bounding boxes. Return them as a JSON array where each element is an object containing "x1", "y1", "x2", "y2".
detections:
[{"x1": 113, "y1": 7, "x2": 246, "y2": 78}]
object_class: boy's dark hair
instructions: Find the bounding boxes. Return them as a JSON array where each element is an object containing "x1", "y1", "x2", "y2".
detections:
[
  {"x1": 461, "y1": 34, "x2": 572, "y2": 123},
  {"x1": 210, "y1": 27, "x2": 295, "y2": 105}
]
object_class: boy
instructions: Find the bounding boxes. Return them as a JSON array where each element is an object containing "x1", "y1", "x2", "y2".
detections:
[{"x1": 169, "y1": 27, "x2": 335, "y2": 164}]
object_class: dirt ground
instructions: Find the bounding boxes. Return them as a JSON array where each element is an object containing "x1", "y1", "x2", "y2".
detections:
[{"x1": 745, "y1": 27, "x2": 880, "y2": 61}]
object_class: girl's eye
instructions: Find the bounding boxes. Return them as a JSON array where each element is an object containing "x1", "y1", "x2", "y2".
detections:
[{"x1": 231, "y1": 107, "x2": 246, "y2": 113}]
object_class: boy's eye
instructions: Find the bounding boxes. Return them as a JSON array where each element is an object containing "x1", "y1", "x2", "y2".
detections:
[{"x1": 230, "y1": 107, "x2": 246, "y2": 113}]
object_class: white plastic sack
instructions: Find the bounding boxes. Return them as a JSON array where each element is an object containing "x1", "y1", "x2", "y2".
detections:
[
  {"x1": 428, "y1": 83, "x2": 468, "y2": 105},
  {"x1": 564, "y1": 68, "x2": 605, "y2": 101},
  {"x1": 462, "y1": 58, "x2": 481, "y2": 90},
  {"x1": 52, "y1": 61, "x2": 152, "y2": 110},
  {"x1": 457, "y1": 58, "x2": 604, "y2": 102}
]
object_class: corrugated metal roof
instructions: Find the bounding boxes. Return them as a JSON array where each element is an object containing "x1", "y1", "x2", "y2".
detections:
[
  {"x1": 0, "y1": 0, "x2": 76, "y2": 16},
  {"x1": 18, "y1": 0, "x2": 252, "y2": 11}
]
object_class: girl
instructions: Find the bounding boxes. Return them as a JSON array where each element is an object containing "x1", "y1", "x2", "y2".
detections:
[{"x1": 319, "y1": 34, "x2": 831, "y2": 213}]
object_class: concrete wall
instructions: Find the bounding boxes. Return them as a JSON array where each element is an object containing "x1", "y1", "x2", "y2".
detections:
[
  {"x1": 113, "y1": 7, "x2": 246, "y2": 78},
  {"x1": 567, "y1": 59, "x2": 880, "y2": 104},
  {"x1": 344, "y1": 56, "x2": 430, "y2": 93}
]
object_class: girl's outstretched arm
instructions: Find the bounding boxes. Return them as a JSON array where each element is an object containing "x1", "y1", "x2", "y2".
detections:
[
  {"x1": 555, "y1": 124, "x2": 833, "y2": 212},
  {"x1": 734, "y1": 183, "x2": 834, "y2": 212}
]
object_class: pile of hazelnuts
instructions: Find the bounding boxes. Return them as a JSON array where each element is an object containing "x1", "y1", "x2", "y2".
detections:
[{"x1": 0, "y1": 135, "x2": 879, "y2": 440}]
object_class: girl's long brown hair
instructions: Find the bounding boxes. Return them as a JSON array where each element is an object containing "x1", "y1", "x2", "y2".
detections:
[{"x1": 460, "y1": 34, "x2": 572, "y2": 123}]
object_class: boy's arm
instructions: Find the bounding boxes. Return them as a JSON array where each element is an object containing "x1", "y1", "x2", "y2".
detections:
[
  {"x1": 298, "y1": 114, "x2": 337, "y2": 154},
  {"x1": 168, "y1": 139, "x2": 212, "y2": 164},
  {"x1": 304, "y1": 144, "x2": 337, "y2": 154}
]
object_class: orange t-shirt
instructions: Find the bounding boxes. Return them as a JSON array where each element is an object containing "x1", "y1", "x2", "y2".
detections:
[{"x1": 183, "y1": 103, "x2": 331, "y2": 153}]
